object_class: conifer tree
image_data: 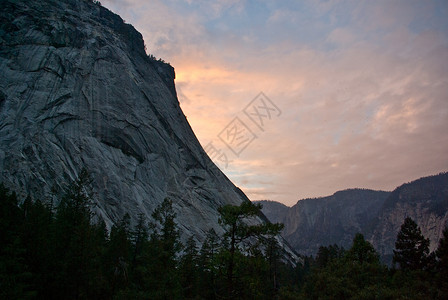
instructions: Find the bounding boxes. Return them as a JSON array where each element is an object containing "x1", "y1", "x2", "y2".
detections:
[
  {"x1": 0, "y1": 185, "x2": 34, "y2": 299},
  {"x1": 131, "y1": 213, "x2": 148, "y2": 269},
  {"x1": 393, "y1": 217, "x2": 431, "y2": 271},
  {"x1": 105, "y1": 213, "x2": 131, "y2": 296},
  {"x1": 146, "y1": 198, "x2": 182, "y2": 299},
  {"x1": 179, "y1": 236, "x2": 200, "y2": 299},
  {"x1": 218, "y1": 201, "x2": 283, "y2": 299},
  {"x1": 315, "y1": 244, "x2": 344, "y2": 268},
  {"x1": 436, "y1": 227, "x2": 448, "y2": 298},
  {"x1": 199, "y1": 229, "x2": 221, "y2": 299},
  {"x1": 20, "y1": 197, "x2": 53, "y2": 297},
  {"x1": 52, "y1": 169, "x2": 100, "y2": 299},
  {"x1": 346, "y1": 233, "x2": 379, "y2": 265}
]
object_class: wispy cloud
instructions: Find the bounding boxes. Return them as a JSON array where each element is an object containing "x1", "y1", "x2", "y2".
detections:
[{"x1": 102, "y1": 0, "x2": 448, "y2": 206}]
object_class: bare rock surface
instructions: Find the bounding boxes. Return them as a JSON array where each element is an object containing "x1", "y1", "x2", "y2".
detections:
[
  {"x1": 259, "y1": 173, "x2": 448, "y2": 261},
  {"x1": 260, "y1": 189, "x2": 390, "y2": 256},
  {"x1": 0, "y1": 0, "x2": 298, "y2": 261},
  {"x1": 370, "y1": 173, "x2": 448, "y2": 263}
]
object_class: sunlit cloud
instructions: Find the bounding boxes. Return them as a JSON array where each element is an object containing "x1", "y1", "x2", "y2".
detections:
[{"x1": 102, "y1": 0, "x2": 448, "y2": 206}]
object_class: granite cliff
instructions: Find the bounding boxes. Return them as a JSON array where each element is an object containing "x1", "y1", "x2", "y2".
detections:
[
  {"x1": 0, "y1": 0, "x2": 296, "y2": 260},
  {"x1": 258, "y1": 173, "x2": 448, "y2": 260},
  {"x1": 258, "y1": 189, "x2": 390, "y2": 256},
  {"x1": 370, "y1": 173, "x2": 448, "y2": 263},
  {"x1": 255, "y1": 200, "x2": 289, "y2": 225}
]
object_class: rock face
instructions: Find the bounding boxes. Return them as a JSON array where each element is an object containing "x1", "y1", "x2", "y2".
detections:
[
  {"x1": 258, "y1": 173, "x2": 448, "y2": 260},
  {"x1": 0, "y1": 0, "x2": 297, "y2": 260},
  {"x1": 258, "y1": 189, "x2": 390, "y2": 256},
  {"x1": 256, "y1": 200, "x2": 289, "y2": 224},
  {"x1": 370, "y1": 173, "x2": 448, "y2": 263}
]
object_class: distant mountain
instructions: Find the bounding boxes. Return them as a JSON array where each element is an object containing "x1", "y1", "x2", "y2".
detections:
[
  {"x1": 256, "y1": 200, "x2": 289, "y2": 224},
  {"x1": 256, "y1": 173, "x2": 448, "y2": 260},
  {"x1": 257, "y1": 189, "x2": 390, "y2": 256},
  {"x1": 370, "y1": 173, "x2": 448, "y2": 263}
]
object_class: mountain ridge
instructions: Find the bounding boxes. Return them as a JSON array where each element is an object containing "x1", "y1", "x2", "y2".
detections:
[{"x1": 256, "y1": 173, "x2": 448, "y2": 259}]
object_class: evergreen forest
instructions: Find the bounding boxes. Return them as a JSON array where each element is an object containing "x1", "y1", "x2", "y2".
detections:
[{"x1": 1, "y1": 171, "x2": 447, "y2": 299}]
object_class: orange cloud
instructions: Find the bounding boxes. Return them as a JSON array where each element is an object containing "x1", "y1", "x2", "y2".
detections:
[{"x1": 102, "y1": 0, "x2": 448, "y2": 205}]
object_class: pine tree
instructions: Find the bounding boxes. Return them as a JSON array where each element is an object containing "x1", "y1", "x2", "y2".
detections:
[
  {"x1": 145, "y1": 198, "x2": 183, "y2": 299},
  {"x1": 89, "y1": 219, "x2": 109, "y2": 298},
  {"x1": 151, "y1": 198, "x2": 182, "y2": 256},
  {"x1": 0, "y1": 184, "x2": 21, "y2": 248},
  {"x1": 264, "y1": 236, "x2": 282, "y2": 295},
  {"x1": 130, "y1": 213, "x2": 148, "y2": 270},
  {"x1": 198, "y1": 229, "x2": 221, "y2": 299},
  {"x1": 0, "y1": 185, "x2": 35, "y2": 299},
  {"x1": 52, "y1": 169, "x2": 102, "y2": 299},
  {"x1": 179, "y1": 236, "x2": 200, "y2": 299},
  {"x1": 218, "y1": 201, "x2": 284, "y2": 299},
  {"x1": 315, "y1": 244, "x2": 345, "y2": 268},
  {"x1": 436, "y1": 227, "x2": 448, "y2": 298},
  {"x1": 393, "y1": 217, "x2": 431, "y2": 271},
  {"x1": 346, "y1": 233, "x2": 379, "y2": 265},
  {"x1": 436, "y1": 227, "x2": 448, "y2": 270},
  {"x1": 20, "y1": 197, "x2": 53, "y2": 297},
  {"x1": 105, "y1": 213, "x2": 131, "y2": 296},
  {"x1": 302, "y1": 234, "x2": 387, "y2": 299}
]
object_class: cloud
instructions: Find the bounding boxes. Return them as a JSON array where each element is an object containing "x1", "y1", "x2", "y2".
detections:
[
  {"x1": 101, "y1": 0, "x2": 448, "y2": 206},
  {"x1": 326, "y1": 28, "x2": 356, "y2": 46}
]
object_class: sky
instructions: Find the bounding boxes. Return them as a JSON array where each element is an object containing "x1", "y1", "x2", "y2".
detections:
[{"x1": 102, "y1": 0, "x2": 448, "y2": 206}]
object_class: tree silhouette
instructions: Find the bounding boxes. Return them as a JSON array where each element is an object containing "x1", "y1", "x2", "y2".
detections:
[
  {"x1": 346, "y1": 233, "x2": 379, "y2": 265},
  {"x1": 436, "y1": 227, "x2": 448, "y2": 298},
  {"x1": 179, "y1": 236, "x2": 200, "y2": 298},
  {"x1": 393, "y1": 217, "x2": 431, "y2": 271},
  {"x1": 218, "y1": 201, "x2": 283, "y2": 299},
  {"x1": 147, "y1": 198, "x2": 182, "y2": 299}
]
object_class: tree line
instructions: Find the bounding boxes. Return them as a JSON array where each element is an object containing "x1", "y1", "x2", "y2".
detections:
[
  {"x1": 281, "y1": 217, "x2": 448, "y2": 299},
  {"x1": 0, "y1": 170, "x2": 287, "y2": 299},
  {"x1": 1, "y1": 170, "x2": 447, "y2": 299}
]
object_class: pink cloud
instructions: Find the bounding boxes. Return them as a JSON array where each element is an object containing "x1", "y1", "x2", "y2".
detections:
[{"x1": 101, "y1": 0, "x2": 448, "y2": 206}]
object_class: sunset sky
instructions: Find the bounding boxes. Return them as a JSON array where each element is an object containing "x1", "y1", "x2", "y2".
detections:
[{"x1": 102, "y1": 0, "x2": 448, "y2": 206}]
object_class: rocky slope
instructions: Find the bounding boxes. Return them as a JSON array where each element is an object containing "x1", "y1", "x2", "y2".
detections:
[
  {"x1": 370, "y1": 173, "x2": 448, "y2": 263},
  {"x1": 0, "y1": 0, "x2": 296, "y2": 260},
  {"x1": 256, "y1": 200, "x2": 289, "y2": 224},
  {"x1": 258, "y1": 173, "x2": 448, "y2": 260},
  {"x1": 258, "y1": 189, "x2": 390, "y2": 256}
]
